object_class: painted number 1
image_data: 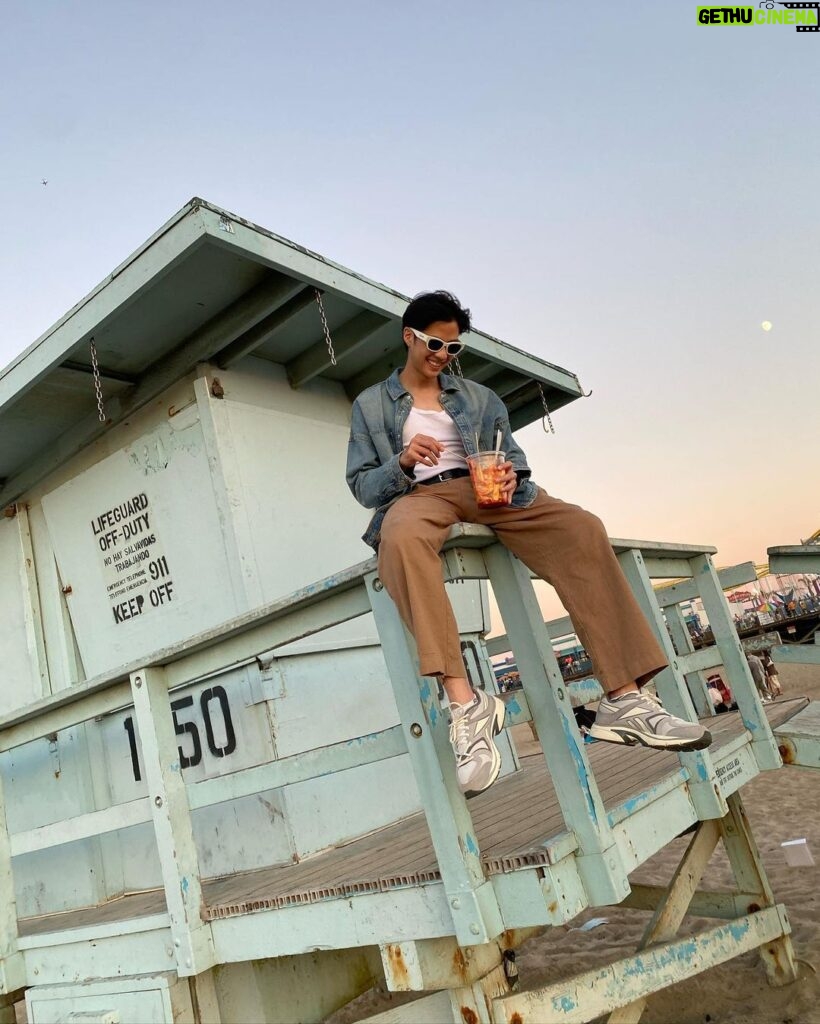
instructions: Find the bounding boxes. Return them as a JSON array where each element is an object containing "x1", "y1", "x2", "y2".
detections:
[{"x1": 123, "y1": 685, "x2": 237, "y2": 782}]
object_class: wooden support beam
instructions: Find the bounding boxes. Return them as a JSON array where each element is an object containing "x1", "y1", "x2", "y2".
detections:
[
  {"x1": 617, "y1": 548, "x2": 726, "y2": 821},
  {"x1": 481, "y1": 369, "x2": 529, "y2": 401},
  {"x1": 607, "y1": 819, "x2": 720, "y2": 1023},
  {"x1": 130, "y1": 666, "x2": 214, "y2": 977},
  {"x1": 379, "y1": 932, "x2": 540, "y2": 992},
  {"x1": 665, "y1": 604, "x2": 712, "y2": 718},
  {"x1": 59, "y1": 361, "x2": 139, "y2": 384},
  {"x1": 214, "y1": 285, "x2": 314, "y2": 368},
  {"x1": 493, "y1": 905, "x2": 790, "y2": 1024},
  {"x1": 690, "y1": 553, "x2": 781, "y2": 771},
  {"x1": 0, "y1": 771, "x2": 26, "y2": 995},
  {"x1": 366, "y1": 571, "x2": 504, "y2": 947},
  {"x1": 287, "y1": 309, "x2": 389, "y2": 387},
  {"x1": 623, "y1": 884, "x2": 762, "y2": 920},
  {"x1": 344, "y1": 350, "x2": 406, "y2": 400},
  {"x1": 484, "y1": 544, "x2": 629, "y2": 906},
  {"x1": 719, "y1": 792, "x2": 798, "y2": 987}
]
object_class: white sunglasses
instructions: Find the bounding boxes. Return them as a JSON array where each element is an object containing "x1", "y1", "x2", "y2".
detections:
[{"x1": 407, "y1": 327, "x2": 465, "y2": 357}]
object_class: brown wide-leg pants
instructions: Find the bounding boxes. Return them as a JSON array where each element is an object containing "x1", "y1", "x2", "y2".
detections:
[{"x1": 377, "y1": 478, "x2": 666, "y2": 692}]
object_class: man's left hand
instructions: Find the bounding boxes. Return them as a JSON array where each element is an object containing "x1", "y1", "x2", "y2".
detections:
[{"x1": 499, "y1": 461, "x2": 517, "y2": 503}]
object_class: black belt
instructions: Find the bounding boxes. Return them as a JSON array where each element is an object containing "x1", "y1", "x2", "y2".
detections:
[{"x1": 417, "y1": 468, "x2": 471, "y2": 486}]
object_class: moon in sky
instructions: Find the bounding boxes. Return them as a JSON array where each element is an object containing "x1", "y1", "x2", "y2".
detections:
[{"x1": 761, "y1": 321, "x2": 772, "y2": 331}]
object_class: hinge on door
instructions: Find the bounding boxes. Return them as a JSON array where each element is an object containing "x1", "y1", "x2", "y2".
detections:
[{"x1": 245, "y1": 654, "x2": 286, "y2": 705}]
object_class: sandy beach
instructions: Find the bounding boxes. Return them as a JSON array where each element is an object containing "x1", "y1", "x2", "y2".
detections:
[{"x1": 332, "y1": 663, "x2": 820, "y2": 1024}]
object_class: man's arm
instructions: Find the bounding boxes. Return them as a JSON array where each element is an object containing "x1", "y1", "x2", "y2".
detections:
[{"x1": 346, "y1": 400, "x2": 414, "y2": 509}]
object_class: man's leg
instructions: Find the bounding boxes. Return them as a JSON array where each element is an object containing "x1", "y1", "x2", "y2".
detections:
[
  {"x1": 476, "y1": 485, "x2": 711, "y2": 751},
  {"x1": 482, "y1": 488, "x2": 665, "y2": 692},
  {"x1": 378, "y1": 486, "x2": 465, "y2": 684},
  {"x1": 378, "y1": 484, "x2": 506, "y2": 794}
]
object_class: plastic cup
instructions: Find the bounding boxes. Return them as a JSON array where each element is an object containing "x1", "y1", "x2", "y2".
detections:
[{"x1": 467, "y1": 451, "x2": 509, "y2": 509}]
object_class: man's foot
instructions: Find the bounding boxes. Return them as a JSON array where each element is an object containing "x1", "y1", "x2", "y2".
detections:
[
  {"x1": 449, "y1": 689, "x2": 506, "y2": 797},
  {"x1": 590, "y1": 690, "x2": 712, "y2": 751}
]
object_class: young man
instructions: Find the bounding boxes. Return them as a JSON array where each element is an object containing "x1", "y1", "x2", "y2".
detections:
[{"x1": 346, "y1": 291, "x2": 711, "y2": 796}]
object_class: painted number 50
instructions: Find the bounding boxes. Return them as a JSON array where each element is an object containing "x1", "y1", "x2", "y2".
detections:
[{"x1": 123, "y1": 685, "x2": 237, "y2": 782}]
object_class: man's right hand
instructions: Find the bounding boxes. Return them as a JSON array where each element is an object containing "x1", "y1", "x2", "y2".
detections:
[{"x1": 399, "y1": 434, "x2": 444, "y2": 470}]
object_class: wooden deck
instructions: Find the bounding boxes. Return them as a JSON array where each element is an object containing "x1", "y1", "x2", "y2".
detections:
[{"x1": 18, "y1": 698, "x2": 807, "y2": 939}]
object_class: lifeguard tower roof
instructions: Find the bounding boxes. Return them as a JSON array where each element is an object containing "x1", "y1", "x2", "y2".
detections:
[{"x1": 0, "y1": 197, "x2": 583, "y2": 508}]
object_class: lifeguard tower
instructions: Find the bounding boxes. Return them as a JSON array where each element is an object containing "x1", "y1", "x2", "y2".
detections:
[{"x1": 0, "y1": 199, "x2": 814, "y2": 1023}]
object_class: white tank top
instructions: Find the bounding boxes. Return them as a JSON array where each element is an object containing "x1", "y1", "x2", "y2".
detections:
[{"x1": 402, "y1": 407, "x2": 467, "y2": 481}]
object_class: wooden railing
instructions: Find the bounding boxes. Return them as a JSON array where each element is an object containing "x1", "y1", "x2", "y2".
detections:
[{"x1": 0, "y1": 528, "x2": 780, "y2": 987}]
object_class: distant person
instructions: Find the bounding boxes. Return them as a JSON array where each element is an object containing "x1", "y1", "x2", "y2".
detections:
[
  {"x1": 346, "y1": 290, "x2": 712, "y2": 796},
  {"x1": 746, "y1": 653, "x2": 771, "y2": 703},
  {"x1": 760, "y1": 651, "x2": 782, "y2": 698},
  {"x1": 707, "y1": 682, "x2": 728, "y2": 714},
  {"x1": 706, "y1": 673, "x2": 735, "y2": 713}
]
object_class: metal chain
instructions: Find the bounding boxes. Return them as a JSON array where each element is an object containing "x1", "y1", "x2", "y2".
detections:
[
  {"x1": 89, "y1": 338, "x2": 107, "y2": 422},
  {"x1": 314, "y1": 289, "x2": 336, "y2": 366},
  {"x1": 451, "y1": 355, "x2": 464, "y2": 378},
  {"x1": 537, "y1": 382, "x2": 555, "y2": 434}
]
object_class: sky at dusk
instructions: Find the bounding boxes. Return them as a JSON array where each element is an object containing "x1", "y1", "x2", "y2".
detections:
[{"x1": 2, "y1": 1, "x2": 818, "y2": 621}]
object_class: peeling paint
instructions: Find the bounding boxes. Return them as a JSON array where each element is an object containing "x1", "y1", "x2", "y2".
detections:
[
  {"x1": 725, "y1": 919, "x2": 751, "y2": 943},
  {"x1": 464, "y1": 832, "x2": 479, "y2": 856},
  {"x1": 559, "y1": 714, "x2": 598, "y2": 826},
  {"x1": 552, "y1": 994, "x2": 577, "y2": 1013},
  {"x1": 622, "y1": 790, "x2": 650, "y2": 815}
]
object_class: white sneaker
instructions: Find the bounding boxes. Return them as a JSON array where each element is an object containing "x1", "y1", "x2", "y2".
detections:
[{"x1": 449, "y1": 689, "x2": 506, "y2": 797}]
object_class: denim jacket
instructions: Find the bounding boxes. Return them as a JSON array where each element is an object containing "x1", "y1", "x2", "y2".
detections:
[{"x1": 346, "y1": 369, "x2": 537, "y2": 548}]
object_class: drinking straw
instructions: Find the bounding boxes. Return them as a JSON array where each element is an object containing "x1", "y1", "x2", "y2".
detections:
[
  {"x1": 475, "y1": 430, "x2": 480, "y2": 452},
  {"x1": 495, "y1": 427, "x2": 502, "y2": 453}
]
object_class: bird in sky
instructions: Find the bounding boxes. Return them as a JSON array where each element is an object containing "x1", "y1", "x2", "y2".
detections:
[{"x1": 41, "y1": 178, "x2": 48, "y2": 185}]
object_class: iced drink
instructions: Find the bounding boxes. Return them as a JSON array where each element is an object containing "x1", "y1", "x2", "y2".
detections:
[{"x1": 467, "y1": 451, "x2": 509, "y2": 509}]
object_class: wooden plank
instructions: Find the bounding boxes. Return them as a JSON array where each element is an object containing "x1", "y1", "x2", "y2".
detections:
[
  {"x1": 774, "y1": 700, "x2": 820, "y2": 769},
  {"x1": 772, "y1": 644, "x2": 820, "y2": 666},
  {"x1": 188, "y1": 725, "x2": 406, "y2": 810},
  {"x1": 10, "y1": 797, "x2": 152, "y2": 857},
  {"x1": 286, "y1": 309, "x2": 389, "y2": 387},
  {"x1": 215, "y1": 286, "x2": 315, "y2": 368},
  {"x1": 767, "y1": 546, "x2": 820, "y2": 575},
  {"x1": 676, "y1": 646, "x2": 724, "y2": 676},
  {"x1": 641, "y1": 557, "x2": 695, "y2": 579},
  {"x1": 655, "y1": 562, "x2": 758, "y2": 608},
  {"x1": 493, "y1": 907, "x2": 789, "y2": 1024}
]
